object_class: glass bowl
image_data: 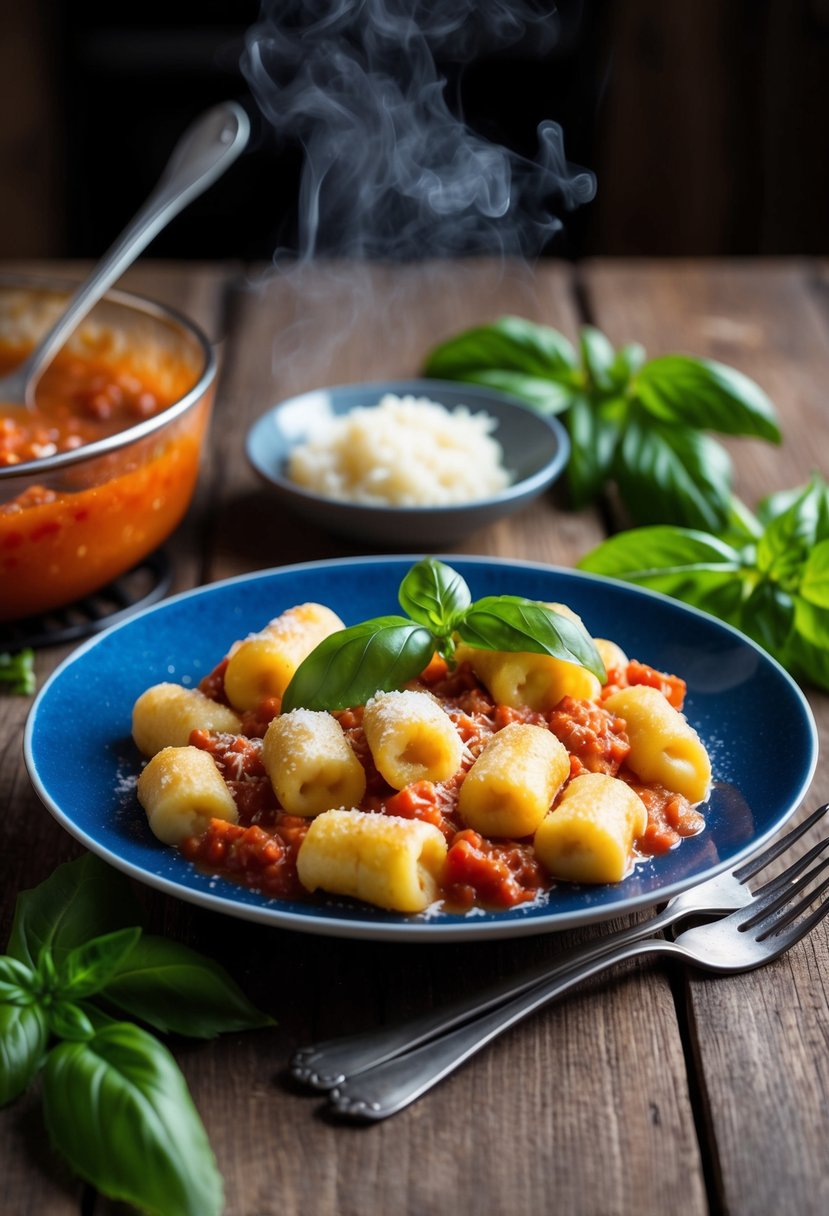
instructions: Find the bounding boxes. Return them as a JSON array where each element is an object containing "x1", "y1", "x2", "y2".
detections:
[{"x1": 0, "y1": 277, "x2": 216, "y2": 623}]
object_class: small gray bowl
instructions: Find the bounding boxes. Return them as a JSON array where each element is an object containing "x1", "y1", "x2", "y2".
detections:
[{"x1": 245, "y1": 378, "x2": 570, "y2": 546}]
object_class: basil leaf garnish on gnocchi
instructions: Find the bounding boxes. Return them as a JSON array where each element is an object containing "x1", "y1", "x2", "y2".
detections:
[
  {"x1": 281, "y1": 616, "x2": 436, "y2": 712},
  {"x1": 455, "y1": 595, "x2": 606, "y2": 682},
  {"x1": 282, "y1": 562, "x2": 607, "y2": 711},
  {"x1": 398, "y1": 557, "x2": 472, "y2": 635}
]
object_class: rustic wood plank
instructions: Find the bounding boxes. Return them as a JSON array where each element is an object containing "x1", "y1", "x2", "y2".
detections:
[{"x1": 582, "y1": 257, "x2": 829, "y2": 1216}]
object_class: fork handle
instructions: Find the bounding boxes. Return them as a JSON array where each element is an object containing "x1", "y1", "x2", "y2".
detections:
[
  {"x1": 291, "y1": 905, "x2": 683, "y2": 1090},
  {"x1": 327, "y1": 936, "x2": 684, "y2": 1120}
]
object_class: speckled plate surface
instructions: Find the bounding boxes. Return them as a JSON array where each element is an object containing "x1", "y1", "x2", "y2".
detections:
[{"x1": 25, "y1": 557, "x2": 818, "y2": 941}]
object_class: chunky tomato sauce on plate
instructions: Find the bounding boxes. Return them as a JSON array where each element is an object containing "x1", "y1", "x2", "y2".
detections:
[{"x1": 180, "y1": 657, "x2": 704, "y2": 912}]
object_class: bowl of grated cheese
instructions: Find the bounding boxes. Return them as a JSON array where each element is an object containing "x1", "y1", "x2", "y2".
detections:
[{"x1": 245, "y1": 379, "x2": 569, "y2": 545}]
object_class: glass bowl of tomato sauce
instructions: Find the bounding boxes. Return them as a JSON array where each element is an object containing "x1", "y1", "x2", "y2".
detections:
[{"x1": 0, "y1": 277, "x2": 216, "y2": 623}]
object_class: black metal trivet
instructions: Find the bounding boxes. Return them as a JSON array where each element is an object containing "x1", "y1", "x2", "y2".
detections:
[{"x1": 0, "y1": 549, "x2": 173, "y2": 650}]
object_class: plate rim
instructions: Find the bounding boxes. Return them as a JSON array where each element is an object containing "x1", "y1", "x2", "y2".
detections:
[{"x1": 24, "y1": 554, "x2": 819, "y2": 942}]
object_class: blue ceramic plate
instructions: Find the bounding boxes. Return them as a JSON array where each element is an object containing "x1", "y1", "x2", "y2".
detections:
[
  {"x1": 246, "y1": 379, "x2": 570, "y2": 545},
  {"x1": 25, "y1": 557, "x2": 818, "y2": 942}
]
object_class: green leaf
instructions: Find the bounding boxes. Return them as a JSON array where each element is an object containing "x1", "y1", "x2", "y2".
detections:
[
  {"x1": 442, "y1": 368, "x2": 576, "y2": 414},
  {"x1": 784, "y1": 598, "x2": 829, "y2": 692},
  {"x1": 42, "y1": 1023, "x2": 223, "y2": 1216},
  {"x1": 281, "y1": 616, "x2": 435, "y2": 712},
  {"x1": 8, "y1": 854, "x2": 143, "y2": 970},
  {"x1": 58, "y1": 927, "x2": 142, "y2": 1000},
  {"x1": 578, "y1": 525, "x2": 744, "y2": 580},
  {"x1": 0, "y1": 956, "x2": 37, "y2": 1006},
  {"x1": 102, "y1": 936, "x2": 273, "y2": 1039},
  {"x1": 579, "y1": 326, "x2": 616, "y2": 392},
  {"x1": 565, "y1": 394, "x2": 623, "y2": 508},
  {"x1": 424, "y1": 315, "x2": 579, "y2": 384},
  {"x1": 800, "y1": 539, "x2": 829, "y2": 608},
  {"x1": 0, "y1": 648, "x2": 35, "y2": 696},
  {"x1": 0, "y1": 1001, "x2": 48, "y2": 1105},
  {"x1": 578, "y1": 526, "x2": 749, "y2": 621},
  {"x1": 48, "y1": 1001, "x2": 96, "y2": 1042},
  {"x1": 609, "y1": 341, "x2": 646, "y2": 387},
  {"x1": 398, "y1": 558, "x2": 471, "y2": 634},
  {"x1": 634, "y1": 355, "x2": 781, "y2": 441},
  {"x1": 456, "y1": 597, "x2": 606, "y2": 682},
  {"x1": 758, "y1": 475, "x2": 829, "y2": 535},
  {"x1": 740, "y1": 581, "x2": 795, "y2": 654},
  {"x1": 756, "y1": 477, "x2": 827, "y2": 590},
  {"x1": 614, "y1": 412, "x2": 734, "y2": 530}
]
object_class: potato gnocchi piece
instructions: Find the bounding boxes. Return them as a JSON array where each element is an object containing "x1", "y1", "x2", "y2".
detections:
[
  {"x1": 132, "y1": 682, "x2": 242, "y2": 757},
  {"x1": 362, "y1": 689, "x2": 462, "y2": 790},
  {"x1": 458, "y1": 722, "x2": 570, "y2": 838},
  {"x1": 534, "y1": 772, "x2": 647, "y2": 884},
  {"x1": 603, "y1": 685, "x2": 711, "y2": 803},
  {"x1": 263, "y1": 708, "x2": 366, "y2": 817},
  {"x1": 137, "y1": 745, "x2": 238, "y2": 845},
  {"x1": 223, "y1": 602, "x2": 344, "y2": 711},
  {"x1": 297, "y1": 808, "x2": 448, "y2": 913}
]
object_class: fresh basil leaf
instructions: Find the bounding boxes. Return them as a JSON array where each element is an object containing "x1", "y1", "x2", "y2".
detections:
[
  {"x1": 578, "y1": 525, "x2": 743, "y2": 579},
  {"x1": 424, "y1": 315, "x2": 579, "y2": 383},
  {"x1": 758, "y1": 475, "x2": 829, "y2": 535},
  {"x1": 634, "y1": 355, "x2": 780, "y2": 441},
  {"x1": 721, "y1": 496, "x2": 763, "y2": 545},
  {"x1": 58, "y1": 927, "x2": 142, "y2": 1000},
  {"x1": 444, "y1": 368, "x2": 576, "y2": 414},
  {"x1": 614, "y1": 412, "x2": 733, "y2": 530},
  {"x1": 739, "y1": 581, "x2": 795, "y2": 654},
  {"x1": 42, "y1": 1023, "x2": 222, "y2": 1216},
  {"x1": 565, "y1": 394, "x2": 622, "y2": 508},
  {"x1": 281, "y1": 616, "x2": 435, "y2": 712},
  {"x1": 756, "y1": 478, "x2": 826, "y2": 589},
  {"x1": 609, "y1": 341, "x2": 645, "y2": 387},
  {"x1": 0, "y1": 648, "x2": 35, "y2": 696},
  {"x1": 785, "y1": 598, "x2": 829, "y2": 692},
  {"x1": 8, "y1": 854, "x2": 143, "y2": 970},
  {"x1": 456, "y1": 596, "x2": 606, "y2": 682},
  {"x1": 800, "y1": 539, "x2": 829, "y2": 608},
  {"x1": 578, "y1": 526, "x2": 749, "y2": 621},
  {"x1": 48, "y1": 1001, "x2": 95, "y2": 1042},
  {"x1": 0, "y1": 1001, "x2": 48, "y2": 1105},
  {"x1": 398, "y1": 558, "x2": 471, "y2": 633},
  {"x1": 0, "y1": 956, "x2": 37, "y2": 1006},
  {"x1": 579, "y1": 326, "x2": 616, "y2": 392},
  {"x1": 101, "y1": 936, "x2": 273, "y2": 1039}
]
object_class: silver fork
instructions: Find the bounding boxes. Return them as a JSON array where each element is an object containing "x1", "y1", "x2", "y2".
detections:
[
  {"x1": 324, "y1": 813, "x2": 829, "y2": 1120},
  {"x1": 292, "y1": 802, "x2": 828, "y2": 1092}
]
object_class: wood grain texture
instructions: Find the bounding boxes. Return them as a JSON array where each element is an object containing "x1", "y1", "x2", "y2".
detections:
[
  {"x1": 7, "y1": 259, "x2": 829, "y2": 1216},
  {"x1": 582, "y1": 257, "x2": 829, "y2": 1216}
]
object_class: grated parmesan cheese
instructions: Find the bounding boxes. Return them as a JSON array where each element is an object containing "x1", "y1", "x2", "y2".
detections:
[{"x1": 287, "y1": 393, "x2": 511, "y2": 506}]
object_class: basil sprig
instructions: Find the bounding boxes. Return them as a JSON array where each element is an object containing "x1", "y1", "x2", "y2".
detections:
[
  {"x1": 281, "y1": 558, "x2": 606, "y2": 712},
  {"x1": 0, "y1": 648, "x2": 35, "y2": 696},
  {"x1": 578, "y1": 474, "x2": 829, "y2": 691},
  {"x1": 423, "y1": 316, "x2": 780, "y2": 531},
  {"x1": 1, "y1": 854, "x2": 273, "y2": 1215}
]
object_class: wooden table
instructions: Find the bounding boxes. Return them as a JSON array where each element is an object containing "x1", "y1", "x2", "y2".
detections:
[{"x1": 2, "y1": 259, "x2": 828, "y2": 1216}]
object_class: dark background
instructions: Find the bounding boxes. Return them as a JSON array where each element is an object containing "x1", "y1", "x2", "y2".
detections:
[{"x1": 3, "y1": 0, "x2": 828, "y2": 262}]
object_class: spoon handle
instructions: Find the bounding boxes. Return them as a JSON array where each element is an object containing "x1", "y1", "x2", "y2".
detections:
[{"x1": 21, "y1": 102, "x2": 249, "y2": 402}]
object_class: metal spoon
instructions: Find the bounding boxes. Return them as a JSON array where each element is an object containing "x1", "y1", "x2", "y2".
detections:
[{"x1": 0, "y1": 100, "x2": 250, "y2": 408}]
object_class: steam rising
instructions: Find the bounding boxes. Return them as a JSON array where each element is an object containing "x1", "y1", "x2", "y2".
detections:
[{"x1": 242, "y1": 1, "x2": 595, "y2": 259}]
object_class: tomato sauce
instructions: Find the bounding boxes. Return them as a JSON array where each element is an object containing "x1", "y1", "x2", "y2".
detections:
[
  {"x1": 0, "y1": 343, "x2": 210, "y2": 621},
  {"x1": 179, "y1": 660, "x2": 706, "y2": 911}
]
